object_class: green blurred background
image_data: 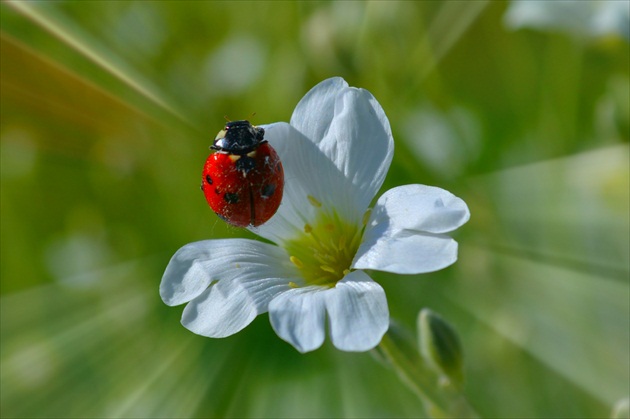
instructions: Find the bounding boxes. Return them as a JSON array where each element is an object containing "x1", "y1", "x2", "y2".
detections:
[{"x1": 1, "y1": 1, "x2": 628, "y2": 417}]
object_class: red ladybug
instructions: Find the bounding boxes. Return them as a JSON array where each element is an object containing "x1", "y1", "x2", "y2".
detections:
[{"x1": 201, "y1": 120, "x2": 284, "y2": 227}]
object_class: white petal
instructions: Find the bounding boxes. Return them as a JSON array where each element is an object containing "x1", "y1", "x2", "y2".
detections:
[
  {"x1": 160, "y1": 239, "x2": 296, "y2": 306},
  {"x1": 181, "y1": 275, "x2": 291, "y2": 338},
  {"x1": 368, "y1": 184, "x2": 470, "y2": 234},
  {"x1": 251, "y1": 122, "x2": 362, "y2": 243},
  {"x1": 325, "y1": 271, "x2": 389, "y2": 351},
  {"x1": 319, "y1": 86, "x2": 394, "y2": 213},
  {"x1": 268, "y1": 286, "x2": 328, "y2": 353},
  {"x1": 181, "y1": 279, "x2": 256, "y2": 338},
  {"x1": 351, "y1": 184, "x2": 468, "y2": 274},
  {"x1": 255, "y1": 80, "x2": 394, "y2": 242},
  {"x1": 250, "y1": 123, "x2": 320, "y2": 242},
  {"x1": 290, "y1": 77, "x2": 349, "y2": 143},
  {"x1": 274, "y1": 78, "x2": 394, "y2": 226},
  {"x1": 352, "y1": 229, "x2": 459, "y2": 274}
]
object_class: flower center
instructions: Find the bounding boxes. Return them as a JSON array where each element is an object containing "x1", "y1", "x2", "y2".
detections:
[{"x1": 284, "y1": 196, "x2": 365, "y2": 288}]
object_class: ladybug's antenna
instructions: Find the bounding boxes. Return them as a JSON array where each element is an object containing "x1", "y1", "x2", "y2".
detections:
[
  {"x1": 223, "y1": 115, "x2": 231, "y2": 122},
  {"x1": 249, "y1": 112, "x2": 256, "y2": 121}
]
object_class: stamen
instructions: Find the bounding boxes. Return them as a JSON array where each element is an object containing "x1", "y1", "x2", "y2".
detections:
[
  {"x1": 284, "y1": 210, "x2": 363, "y2": 288},
  {"x1": 320, "y1": 265, "x2": 336, "y2": 274},
  {"x1": 290, "y1": 256, "x2": 304, "y2": 268},
  {"x1": 314, "y1": 252, "x2": 334, "y2": 264},
  {"x1": 307, "y1": 195, "x2": 322, "y2": 208},
  {"x1": 288, "y1": 281, "x2": 299, "y2": 288}
]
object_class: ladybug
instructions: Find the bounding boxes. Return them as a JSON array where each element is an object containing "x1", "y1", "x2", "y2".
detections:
[{"x1": 201, "y1": 120, "x2": 284, "y2": 227}]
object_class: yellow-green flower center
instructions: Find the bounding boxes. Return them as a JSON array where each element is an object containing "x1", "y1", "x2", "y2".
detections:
[{"x1": 284, "y1": 196, "x2": 366, "y2": 288}]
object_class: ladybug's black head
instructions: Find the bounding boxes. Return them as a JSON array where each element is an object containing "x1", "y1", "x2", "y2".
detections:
[{"x1": 211, "y1": 120, "x2": 266, "y2": 154}]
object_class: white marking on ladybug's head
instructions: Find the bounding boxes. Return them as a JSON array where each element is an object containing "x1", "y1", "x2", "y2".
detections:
[
  {"x1": 212, "y1": 129, "x2": 228, "y2": 150},
  {"x1": 215, "y1": 129, "x2": 227, "y2": 141}
]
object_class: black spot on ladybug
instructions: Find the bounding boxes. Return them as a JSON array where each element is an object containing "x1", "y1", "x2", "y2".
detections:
[
  {"x1": 235, "y1": 156, "x2": 255, "y2": 175},
  {"x1": 276, "y1": 162, "x2": 282, "y2": 173},
  {"x1": 206, "y1": 175, "x2": 213, "y2": 185},
  {"x1": 224, "y1": 193, "x2": 239, "y2": 204},
  {"x1": 261, "y1": 184, "x2": 276, "y2": 199},
  {"x1": 215, "y1": 188, "x2": 221, "y2": 195}
]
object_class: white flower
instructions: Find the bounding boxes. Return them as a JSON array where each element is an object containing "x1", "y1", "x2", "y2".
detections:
[
  {"x1": 504, "y1": 0, "x2": 630, "y2": 40},
  {"x1": 160, "y1": 78, "x2": 470, "y2": 353}
]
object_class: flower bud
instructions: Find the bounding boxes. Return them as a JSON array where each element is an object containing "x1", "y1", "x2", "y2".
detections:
[{"x1": 418, "y1": 308, "x2": 464, "y2": 388}]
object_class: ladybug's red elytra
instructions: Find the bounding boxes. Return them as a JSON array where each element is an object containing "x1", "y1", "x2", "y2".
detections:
[{"x1": 201, "y1": 120, "x2": 284, "y2": 227}]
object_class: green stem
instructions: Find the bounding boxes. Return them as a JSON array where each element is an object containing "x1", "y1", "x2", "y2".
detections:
[{"x1": 377, "y1": 331, "x2": 479, "y2": 418}]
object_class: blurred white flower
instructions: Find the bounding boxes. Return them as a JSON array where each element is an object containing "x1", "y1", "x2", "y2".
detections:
[
  {"x1": 504, "y1": 0, "x2": 630, "y2": 41},
  {"x1": 160, "y1": 78, "x2": 470, "y2": 353}
]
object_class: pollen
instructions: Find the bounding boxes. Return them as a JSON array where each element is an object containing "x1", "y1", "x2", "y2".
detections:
[
  {"x1": 284, "y1": 209, "x2": 364, "y2": 288},
  {"x1": 288, "y1": 281, "x2": 299, "y2": 288},
  {"x1": 320, "y1": 265, "x2": 336, "y2": 273},
  {"x1": 307, "y1": 195, "x2": 322, "y2": 208},
  {"x1": 290, "y1": 256, "x2": 304, "y2": 269}
]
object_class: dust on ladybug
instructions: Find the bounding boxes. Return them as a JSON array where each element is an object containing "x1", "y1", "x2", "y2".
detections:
[{"x1": 201, "y1": 120, "x2": 284, "y2": 227}]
